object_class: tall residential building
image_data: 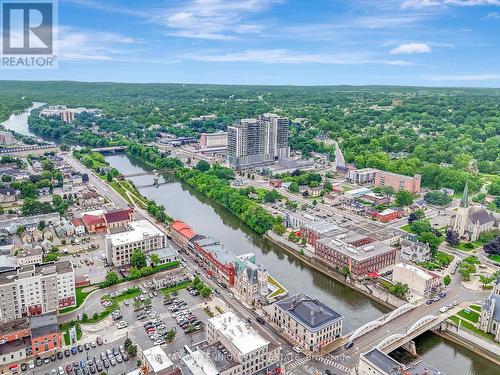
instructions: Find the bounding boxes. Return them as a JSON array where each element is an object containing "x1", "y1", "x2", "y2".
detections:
[
  {"x1": 227, "y1": 114, "x2": 290, "y2": 169},
  {"x1": 0, "y1": 261, "x2": 75, "y2": 323}
]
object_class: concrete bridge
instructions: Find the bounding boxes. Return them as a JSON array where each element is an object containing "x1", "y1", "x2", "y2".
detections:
[
  {"x1": 0, "y1": 144, "x2": 58, "y2": 156},
  {"x1": 91, "y1": 145, "x2": 127, "y2": 153},
  {"x1": 122, "y1": 168, "x2": 176, "y2": 178}
]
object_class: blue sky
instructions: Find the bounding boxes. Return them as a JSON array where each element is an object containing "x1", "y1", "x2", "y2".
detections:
[{"x1": 2, "y1": 0, "x2": 500, "y2": 86}]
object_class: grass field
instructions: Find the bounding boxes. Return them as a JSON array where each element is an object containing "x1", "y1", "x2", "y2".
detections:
[
  {"x1": 59, "y1": 286, "x2": 95, "y2": 314},
  {"x1": 160, "y1": 281, "x2": 192, "y2": 298},
  {"x1": 448, "y1": 316, "x2": 495, "y2": 341},
  {"x1": 488, "y1": 254, "x2": 500, "y2": 263},
  {"x1": 469, "y1": 305, "x2": 482, "y2": 312},
  {"x1": 457, "y1": 308, "x2": 480, "y2": 323}
]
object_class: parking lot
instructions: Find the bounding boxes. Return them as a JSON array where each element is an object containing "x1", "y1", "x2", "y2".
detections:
[
  {"x1": 20, "y1": 336, "x2": 135, "y2": 375},
  {"x1": 121, "y1": 286, "x2": 207, "y2": 355}
]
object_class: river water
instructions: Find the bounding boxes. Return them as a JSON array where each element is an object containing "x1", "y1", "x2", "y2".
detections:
[{"x1": 1, "y1": 104, "x2": 494, "y2": 375}]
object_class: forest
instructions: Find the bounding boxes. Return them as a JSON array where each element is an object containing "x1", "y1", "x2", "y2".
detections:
[{"x1": 0, "y1": 81, "x2": 498, "y2": 195}]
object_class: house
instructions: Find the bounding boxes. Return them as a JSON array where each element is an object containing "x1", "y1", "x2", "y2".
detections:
[
  {"x1": 400, "y1": 239, "x2": 431, "y2": 263},
  {"x1": 31, "y1": 228, "x2": 43, "y2": 242},
  {"x1": 78, "y1": 191, "x2": 100, "y2": 207},
  {"x1": 81, "y1": 214, "x2": 107, "y2": 234},
  {"x1": 71, "y1": 217, "x2": 85, "y2": 236},
  {"x1": 54, "y1": 221, "x2": 75, "y2": 238},
  {"x1": 324, "y1": 193, "x2": 340, "y2": 206},
  {"x1": 104, "y1": 208, "x2": 133, "y2": 231},
  {"x1": 0, "y1": 188, "x2": 18, "y2": 204},
  {"x1": 36, "y1": 187, "x2": 51, "y2": 197},
  {"x1": 269, "y1": 179, "x2": 282, "y2": 188},
  {"x1": 310, "y1": 186, "x2": 323, "y2": 197}
]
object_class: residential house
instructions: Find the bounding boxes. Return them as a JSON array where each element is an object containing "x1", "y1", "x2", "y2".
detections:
[
  {"x1": 400, "y1": 239, "x2": 431, "y2": 263},
  {"x1": 0, "y1": 188, "x2": 18, "y2": 204},
  {"x1": 71, "y1": 218, "x2": 85, "y2": 236}
]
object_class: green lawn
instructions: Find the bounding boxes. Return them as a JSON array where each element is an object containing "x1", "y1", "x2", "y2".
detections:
[
  {"x1": 399, "y1": 223, "x2": 413, "y2": 233},
  {"x1": 456, "y1": 241, "x2": 481, "y2": 252},
  {"x1": 469, "y1": 305, "x2": 481, "y2": 312},
  {"x1": 448, "y1": 316, "x2": 495, "y2": 342},
  {"x1": 59, "y1": 286, "x2": 95, "y2": 314},
  {"x1": 160, "y1": 281, "x2": 192, "y2": 298},
  {"x1": 457, "y1": 308, "x2": 480, "y2": 323},
  {"x1": 488, "y1": 254, "x2": 500, "y2": 263},
  {"x1": 83, "y1": 287, "x2": 140, "y2": 324},
  {"x1": 267, "y1": 275, "x2": 287, "y2": 299}
]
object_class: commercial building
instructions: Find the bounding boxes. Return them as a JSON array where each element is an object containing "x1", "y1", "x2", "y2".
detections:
[
  {"x1": 200, "y1": 131, "x2": 228, "y2": 149},
  {"x1": 169, "y1": 220, "x2": 196, "y2": 250},
  {"x1": 359, "y1": 348, "x2": 445, "y2": 375},
  {"x1": 301, "y1": 220, "x2": 339, "y2": 247},
  {"x1": 347, "y1": 168, "x2": 377, "y2": 185},
  {"x1": 30, "y1": 314, "x2": 61, "y2": 355},
  {"x1": 182, "y1": 311, "x2": 281, "y2": 375},
  {"x1": 106, "y1": 220, "x2": 167, "y2": 266},
  {"x1": 148, "y1": 247, "x2": 179, "y2": 266},
  {"x1": 0, "y1": 318, "x2": 31, "y2": 367},
  {"x1": 315, "y1": 231, "x2": 397, "y2": 277},
  {"x1": 190, "y1": 237, "x2": 236, "y2": 286},
  {"x1": 271, "y1": 293, "x2": 343, "y2": 352},
  {"x1": 371, "y1": 208, "x2": 403, "y2": 223},
  {"x1": 0, "y1": 261, "x2": 75, "y2": 323},
  {"x1": 16, "y1": 246, "x2": 43, "y2": 266},
  {"x1": 0, "y1": 213, "x2": 60, "y2": 234},
  {"x1": 104, "y1": 208, "x2": 133, "y2": 231},
  {"x1": 392, "y1": 263, "x2": 441, "y2": 298},
  {"x1": 374, "y1": 170, "x2": 421, "y2": 194},
  {"x1": 227, "y1": 114, "x2": 290, "y2": 169},
  {"x1": 234, "y1": 259, "x2": 269, "y2": 305},
  {"x1": 140, "y1": 346, "x2": 179, "y2": 375},
  {"x1": 81, "y1": 213, "x2": 107, "y2": 234}
]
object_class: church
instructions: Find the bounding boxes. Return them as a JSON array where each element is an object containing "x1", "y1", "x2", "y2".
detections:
[
  {"x1": 449, "y1": 182, "x2": 495, "y2": 242},
  {"x1": 479, "y1": 275, "x2": 500, "y2": 342}
]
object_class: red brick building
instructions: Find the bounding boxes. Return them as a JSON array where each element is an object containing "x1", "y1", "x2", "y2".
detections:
[
  {"x1": 105, "y1": 208, "x2": 133, "y2": 231},
  {"x1": 81, "y1": 214, "x2": 107, "y2": 233},
  {"x1": 191, "y1": 237, "x2": 236, "y2": 286},
  {"x1": 30, "y1": 314, "x2": 62, "y2": 355},
  {"x1": 371, "y1": 208, "x2": 403, "y2": 223},
  {"x1": 374, "y1": 171, "x2": 421, "y2": 194},
  {"x1": 169, "y1": 220, "x2": 196, "y2": 249},
  {"x1": 314, "y1": 232, "x2": 397, "y2": 277}
]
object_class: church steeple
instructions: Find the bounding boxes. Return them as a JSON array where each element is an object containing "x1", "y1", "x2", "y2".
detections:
[{"x1": 460, "y1": 181, "x2": 469, "y2": 208}]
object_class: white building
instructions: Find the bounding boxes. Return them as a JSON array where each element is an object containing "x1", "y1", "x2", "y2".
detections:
[
  {"x1": 105, "y1": 220, "x2": 167, "y2": 266},
  {"x1": 200, "y1": 131, "x2": 228, "y2": 149},
  {"x1": 400, "y1": 239, "x2": 431, "y2": 263},
  {"x1": 392, "y1": 263, "x2": 441, "y2": 298},
  {"x1": 183, "y1": 311, "x2": 282, "y2": 375},
  {"x1": 0, "y1": 261, "x2": 75, "y2": 323},
  {"x1": 347, "y1": 168, "x2": 377, "y2": 185},
  {"x1": 270, "y1": 293, "x2": 343, "y2": 352},
  {"x1": 141, "y1": 346, "x2": 176, "y2": 374}
]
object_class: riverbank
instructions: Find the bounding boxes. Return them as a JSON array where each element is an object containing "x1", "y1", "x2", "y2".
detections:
[{"x1": 264, "y1": 231, "x2": 403, "y2": 310}]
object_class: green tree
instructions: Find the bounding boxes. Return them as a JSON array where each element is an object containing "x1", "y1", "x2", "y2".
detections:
[
  {"x1": 395, "y1": 190, "x2": 414, "y2": 206},
  {"x1": 418, "y1": 232, "x2": 441, "y2": 256},
  {"x1": 443, "y1": 275, "x2": 451, "y2": 286},
  {"x1": 150, "y1": 253, "x2": 160, "y2": 267},
  {"x1": 166, "y1": 329, "x2": 176, "y2": 341},
  {"x1": 264, "y1": 189, "x2": 281, "y2": 203},
  {"x1": 288, "y1": 181, "x2": 299, "y2": 193},
  {"x1": 272, "y1": 223, "x2": 286, "y2": 235},
  {"x1": 195, "y1": 160, "x2": 210, "y2": 172},
  {"x1": 411, "y1": 220, "x2": 432, "y2": 235},
  {"x1": 201, "y1": 286, "x2": 212, "y2": 298},
  {"x1": 130, "y1": 249, "x2": 147, "y2": 268},
  {"x1": 104, "y1": 271, "x2": 120, "y2": 286}
]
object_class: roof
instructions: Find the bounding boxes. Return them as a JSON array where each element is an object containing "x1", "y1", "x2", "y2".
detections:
[
  {"x1": 107, "y1": 219, "x2": 164, "y2": 247},
  {"x1": 208, "y1": 311, "x2": 269, "y2": 355},
  {"x1": 142, "y1": 346, "x2": 173, "y2": 373},
  {"x1": 30, "y1": 314, "x2": 59, "y2": 338},
  {"x1": 171, "y1": 220, "x2": 196, "y2": 240},
  {"x1": 303, "y1": 219, "x2": 339, "y2": 235},
  {"x1": 275, "y1": 293, "x2": 343, "y2": 332},
  {"x1": 468, "y1": 207, "x2": 495, "y2": 225},
  {"x1": 104, "y1": 208, "x2": 133, "y2": 223},
  {"x1": 393, "y1": 263, "x2": 435, "y2": 281},
  {"x1": 361, "y1": 348, "x2": 403, "y2": 374},
  {"x1": 81, "y1": 214, "x2": 106, "y2": 227},
  {"x1": 150, "y1": 246, "x2": 178, "y2": 260},
  {"x1": 0, "y1": 318, "x2": 29, "y2": 336},
  {"x1": 0, "y1": 188, "x2": 17, "y2": 196},
  {"x1": 71, "y1": 217, "x2": 84, "y2": 227},
  {"x1": 195, "y1": 237, "x2": 235, "y2": 265}
]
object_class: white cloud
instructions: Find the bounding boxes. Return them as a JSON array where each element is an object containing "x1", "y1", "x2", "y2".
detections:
[
  {"x1": 402, "y1": 0, "x2": 500, "y2": 9},
  {"x1": 423, "y1": 73, "x2": 500, "y2": 80},
  {"x1": 390, "y1": 43, "x2": 431, "y2": 54},
  {"x1": 179, "y1": 48, "x2": 413, "y2": 65},
  {"x1": 484, "y1": 11, "x2": 500, "y2": 18}
]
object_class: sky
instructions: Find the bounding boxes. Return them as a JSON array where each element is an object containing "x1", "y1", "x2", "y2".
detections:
[{"x1": 2, "y1": 0, "x2": 500, "y2": 87}]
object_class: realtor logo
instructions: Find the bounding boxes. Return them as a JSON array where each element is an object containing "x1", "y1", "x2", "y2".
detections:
[{"x1": 1, "y1": 1, "x2": 57, "y2": 68}]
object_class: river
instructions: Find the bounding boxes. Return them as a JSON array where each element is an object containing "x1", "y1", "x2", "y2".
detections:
[{"x1": 1, "y1": 104, "x2": 494, "y2": 375}]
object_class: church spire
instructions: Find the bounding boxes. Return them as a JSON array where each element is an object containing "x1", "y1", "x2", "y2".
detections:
[{"x1": 460, "y1": 181, "x2": 469, "y2": 208}]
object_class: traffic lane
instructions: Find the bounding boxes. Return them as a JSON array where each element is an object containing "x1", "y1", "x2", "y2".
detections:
[{"x1": 32, "y1": 337, "x2": 135, "y2": 375}]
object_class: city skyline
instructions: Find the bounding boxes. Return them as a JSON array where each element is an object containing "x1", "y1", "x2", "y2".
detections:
[{"x1": 1, "y1": 0, "x2": 500, "y2": 87}]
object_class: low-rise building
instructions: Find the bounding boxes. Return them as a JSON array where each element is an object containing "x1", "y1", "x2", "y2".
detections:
[
  {"x1": 315, "y1": 232, "x2": 397, "y2": 277},
  {"x1": 372, "y1": 208, "x2": 403, "y2": 223},
  {"x1": 0, "y1": 213, "x2": 60, "y2": 234},
  {"x1": 30, "y1": 314, "x2": 61, "y2": 355},
  {"x1": 81, "y1": 213, "x2": 107, "y2": 234},
  {"x1": 301, "y1": 220, "x2": 339, "y2": 247},
  {"x1": 78, "y1": 191, "x2": 100, "y2": 207},
  {"x1": 400, "y1": 239, "x2": 431, "y2": 263},
  {"x1": 0, "y1": 131, "x2": 16, "y2": 145},
  {"x1": 106, "y1": 220, "x2": 167, "y2": 266},
  {"x1": 234, "y1": 259, "x2": 268, "y2": 305},
  {"x1": 16, "y1": 246, "x2": 43, "y2": 266},
  {"x1": 70, "y1": 217, "x2": 85, "y2": 236},
  {"x1": 0, "y1": 261, "x2": 75, "y2": 323},
  {"x1": 105, "y1": 208, "x2": 133, "y2": 231},
  {"x1": 148, "y1": 246, "x2": 179, "y2": 266},
  {"x1": 361, "y1": 192, "x2": 390, "y2": 206},
  {"x1": 141, "y1": 346, "x2": 178, "y2": 375},
  {"x1": 392, "y1": 263, "x2": 441, "y2": 298},
  {"x1": 190, "y1": 237, "x2": 236, "y2": 286},
  {"x1": 169, "y1": 220, "x2": 196, "y2": 250},
  {"x1": 347, "y1": 168, "x2": 377, "y2": 185},
  {"x1": 0, "y1": 188, "x2": 18, "y2": 204},
  {"x1": 271, "y1": 293, "x2": 343, "y2": 352}
]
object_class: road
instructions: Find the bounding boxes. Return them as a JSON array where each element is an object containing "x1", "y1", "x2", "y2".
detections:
[{"x1": 61, "y1": 152, "x2": 130, "y2": 210}]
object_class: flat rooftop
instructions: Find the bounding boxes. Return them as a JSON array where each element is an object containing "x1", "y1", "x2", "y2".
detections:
[
  {"x1": 275, "y1": 293, "x2": 343, "y2": 332},
  {"x1": 0, "y1": 260, "x2": 73, "y2": 286},
  {"x1": 142, "y1": 346, "x2": 173, "y2": 373},
  {"x1": 108, "y1": 220, "x2": 164, "y2": 247},
  {"x1": 0, "y1": 318, "x2": 29, "y2": 336},
  {"x1": 317, "y1": 232, "x2": 394, "y2": 261},
  {"x1": 208, "y1": 311, "x2": 269, "y2": 355},
  {"x1": 394, "y1": 263, "x2": 435, "y2": 281}
]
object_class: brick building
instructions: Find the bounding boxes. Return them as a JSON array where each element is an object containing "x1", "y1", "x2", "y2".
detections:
[
  {"x1": 169, "y1": 220, "x2": 196, "y2": 250},
  {"x1": 190, "y1": 237, "x2": 236, "y2": 286},
  {"x1": 30, "y1": 314, "x2": 62, "y2": 355},
  {"x1": 374, "y1": 170, "x2": 421, "y2": 194}
]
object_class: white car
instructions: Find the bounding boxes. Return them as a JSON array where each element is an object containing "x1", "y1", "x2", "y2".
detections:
[
  {"x1": 452, "y1": 301, "x2": 459, "y2": 306},
  {"x1": 227, "y1": 292, "x2": 234, "y2": 299},
  {"x1": 116, "y1": 321, "x2": 128, "y2": 329},
  {"x1": 292, "y1": 346, "x2": 301, "y2": 354}
]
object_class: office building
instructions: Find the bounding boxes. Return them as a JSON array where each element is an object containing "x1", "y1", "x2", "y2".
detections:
[
  {"x1": 0, "y1": 261, "x2": 75, "y2": 323},
  {"x1": 106, "y1": 220, "x2": 166, "y2": 266},
  {"x1": 315, "y1": 231, "x2": 397, "y2": 277},
  {"x1": 182, "y1": 311, "x2": 281, "y2": 375},
  {"x1": 271, "y1": 293, "x2": 343, "y2": 352},
  {"x1": 234, "y1": 259, "x2": 268, "y2": 305},
  {"x1": 200, "y1": 131, "x2": 228, "y2": 149},
  {"x1": 227, "y1": 114, "x2": 290, "y2": 169},
  {"x1": 347, "y1": 168, "x2": 377, "y2": 185}
]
